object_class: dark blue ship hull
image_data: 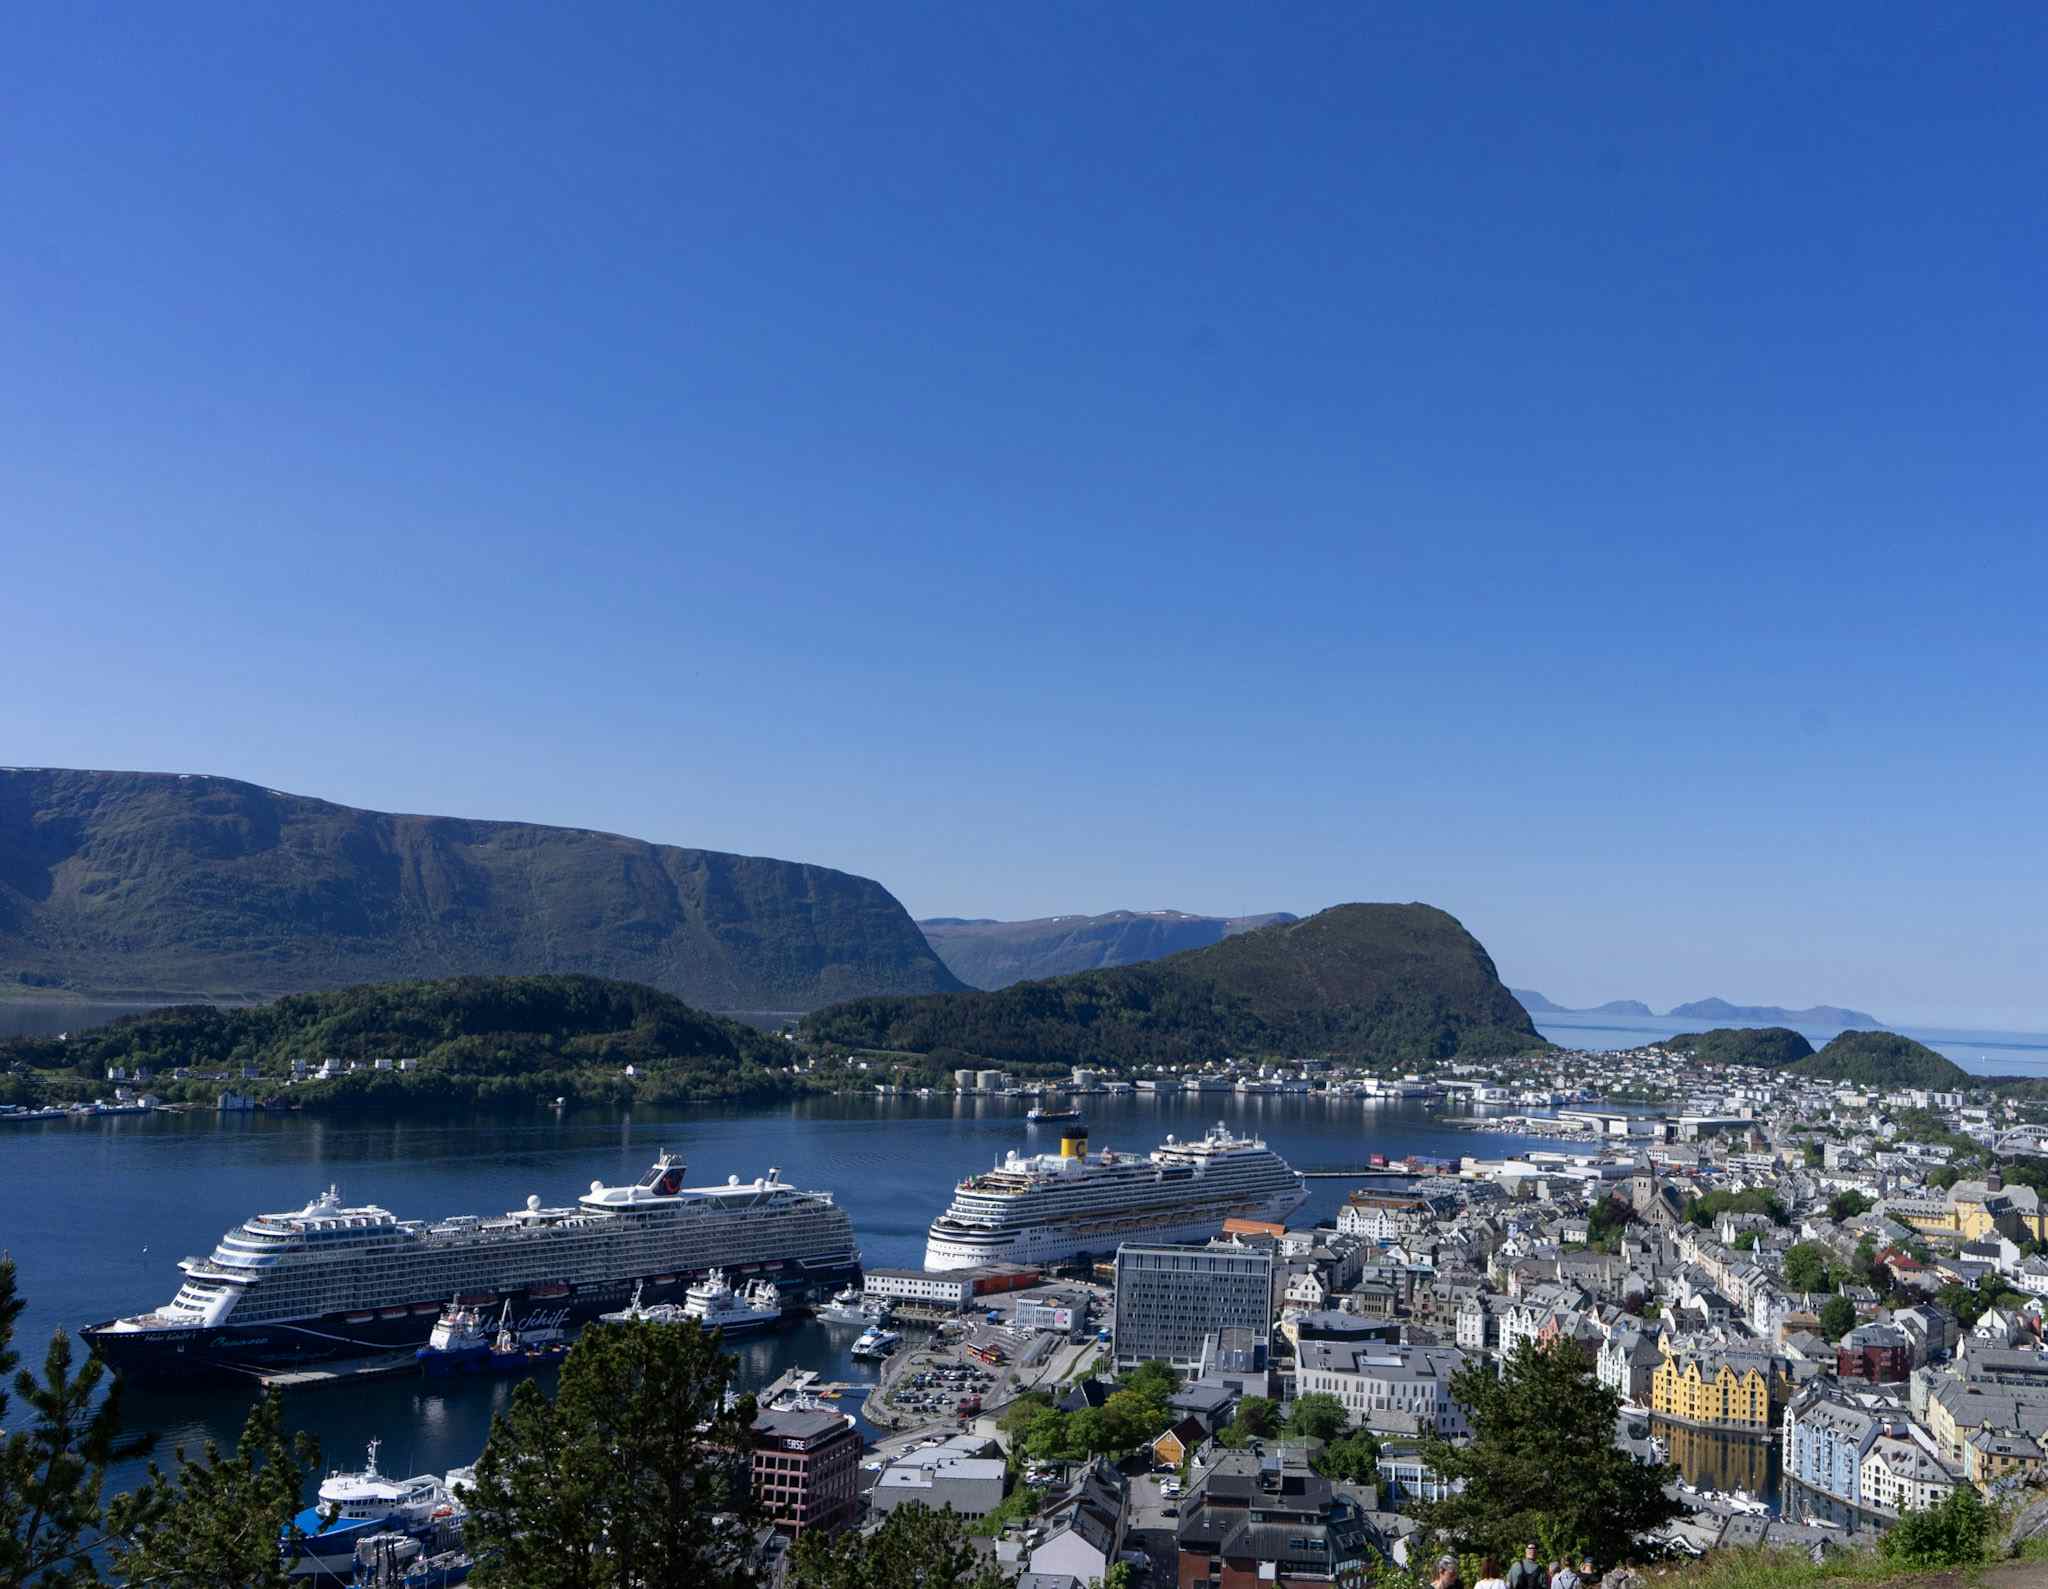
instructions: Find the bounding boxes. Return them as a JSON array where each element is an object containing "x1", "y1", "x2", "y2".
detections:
[{"x1": 86, "y1": 1258, "x2": 860, "y2": 1384}]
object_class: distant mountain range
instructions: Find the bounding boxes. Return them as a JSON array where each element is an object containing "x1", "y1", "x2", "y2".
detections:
[
  {"x1": 0, "y1": 768, "x2": 961, "y2": 1012},
  {"x1": 1512, "y1": 991, "x2": 1653, "y2": 1017},
  {"x1": 1513, "y1": 989, "x2": 1885, "y2": 1027},
  {"x1": 919, "y1": 909, "x2": 1297, "y2": 989},
  {"x1": 811, "y1": 902, "x2": 1547, "y2": 1065}
]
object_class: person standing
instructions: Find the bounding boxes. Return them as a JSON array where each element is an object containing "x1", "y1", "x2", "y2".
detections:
[
  {"x1": 1475, "y1": 1557, "x2": 1508, "y2": 1589},
  {"x1": 1433, "y1": 1555, "x2": 1464, "y2": 1589},
  {"x1": 1550, "y1": 1558, "x2": 1581, "y2": 1589},
  {"x1": 1506, "y1": 1545, "x2": 1544, "y2": 1589}
]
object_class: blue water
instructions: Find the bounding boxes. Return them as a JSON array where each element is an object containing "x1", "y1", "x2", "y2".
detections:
[
  {"x1": 0, "y1": 1091, "x2": 1571, "y2": 1507},
  {"x1": 1533, "y1": 1013, "x2": 2048, "y2": 1076}
]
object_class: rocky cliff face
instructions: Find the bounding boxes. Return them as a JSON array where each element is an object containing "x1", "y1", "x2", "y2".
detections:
[{"x1": 0, "y1": 769, "x2": 961, "y2": 1011}]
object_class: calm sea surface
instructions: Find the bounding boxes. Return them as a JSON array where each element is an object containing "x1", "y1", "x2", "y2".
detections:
[{"x1": 0, "y1": 1092, "x2": 1577, "y2": 1507}]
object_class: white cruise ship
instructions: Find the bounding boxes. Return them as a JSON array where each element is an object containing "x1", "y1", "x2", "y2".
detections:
[
  {"x1": 923, "y1": 1122, "x2": 1306, "y2": 1271},
  {"x1": 87, "y1": 1154, "x2": 857, "y2": 1380}
]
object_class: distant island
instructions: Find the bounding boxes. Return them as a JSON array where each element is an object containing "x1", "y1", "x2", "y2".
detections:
[
  {"x1": 0, "y1": 974, "x2": 801, "y2": 1114},
  {"x1": 920, "y1": 909, "x2": 1297, "y2": 990},
  {"x1": 1665, "y1": 996, "x2": 1884, "y2": 1028},
  {"x1": 809, "y1": 903, "x2": 1548, "y2": 1066},
  {"x1": 0, "y1": 767, "x2": 959, "y2": 1012},
  {"x1": 1660, "y1": 1026, "x2": 1816, "y2": 1067},
  {"x1": 1513, "y1": 991, "x2": 1653, "y2": 1017},
  {"x1": 1784, "y1": 1030, "x2": 1969, "y2": 1089},
  {"x1": 1513, "y1": 989, "x2": 1886, "y2": 1027}
]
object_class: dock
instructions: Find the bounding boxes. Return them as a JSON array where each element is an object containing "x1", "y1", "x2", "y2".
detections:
[
  {"x1": 258, "y1": 1351, "x2": 421, "y2": 1390},
  {"x1": 759, "y1": 1367, "x2": 864, "y2": 1406}
]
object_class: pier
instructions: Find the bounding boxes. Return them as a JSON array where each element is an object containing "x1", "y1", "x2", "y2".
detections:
[
  {"x1": 258, "y1": 1351, "x2": 422, "y2": 1390},
  {"x1": 1295, "y1": 1167, "x2": 1427, "y2": 1180}
]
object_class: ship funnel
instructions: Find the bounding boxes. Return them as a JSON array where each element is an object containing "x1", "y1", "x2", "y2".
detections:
[{"x1": 1060, "y1": 1126, "x2": 1088, "y2": 1160}]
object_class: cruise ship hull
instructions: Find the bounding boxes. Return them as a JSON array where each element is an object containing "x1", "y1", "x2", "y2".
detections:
[
  {"x1": 87, "y1": 1257, "x2": 859, "y2": 1383},
  {"x1": 923, "y1": 1187, "x2": 1306, "y2": 1271}
]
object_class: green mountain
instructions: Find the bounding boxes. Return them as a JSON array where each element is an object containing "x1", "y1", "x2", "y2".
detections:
[
  {"x1": 1784, "y1": 1030, "x2": 1970, "y2": 1089},
  {"x1": 919, "y1": 909, "x2": 1297, "y2": 989},
  {"x1": 0, "y1": 768, "x2": 960, "y2": 1011},
  {"x1": 806, "y1": 903, "x2": 1547, "y2": 1066},
  {"x1": 0, "y1": 974, "x2": 793, "y2": 1111},
  {"x1": 1661, "y1": 1026, "x2": 1815, "y2": 1067}
]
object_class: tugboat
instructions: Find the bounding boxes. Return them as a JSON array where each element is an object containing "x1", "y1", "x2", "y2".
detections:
[
  {"x1": 414, "y1": 1301, "x2": 492, "y2": 1376},
  {"x1": 284, "y1": 1440, "x2": 466, "y2": 1583},
  {"x1": 681, "y1": 1270, "x2": 783, "y2": 1335},
  {"x1": 1025, "y1": 1103, "x2": 1082, "y2": 1123}
]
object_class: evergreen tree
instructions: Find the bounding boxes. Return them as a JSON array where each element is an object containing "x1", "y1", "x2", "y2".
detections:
[
  {"x1": 466, "y1": 1318, "x2": 758, "y2": 1589},
  {"x1": 790, "y1": 1500, "x2": 1007, "y2": 1589},
  {"x1": 1417, "y1": 1341, "x2": 1679, "y2": 1564},
  {"x1": 105, "y1": 1390, "x2": 317, "y2": 1588},
  {"x1": 1, "y1": 1257, "x2": 120, "y2": 1589}
]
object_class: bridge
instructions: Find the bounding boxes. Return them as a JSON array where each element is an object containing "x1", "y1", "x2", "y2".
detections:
[{"x1": 1998, "y1": 1126, "x2": 2048, "y2": 1157}]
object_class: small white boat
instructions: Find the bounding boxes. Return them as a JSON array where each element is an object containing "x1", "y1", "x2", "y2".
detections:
[
  {"x1": 851, "y1": 1325, "x2": 901, "y2": 1360},
  {"x1": 817, "y1": 1285, "x2": 875, "y2": 1325}
]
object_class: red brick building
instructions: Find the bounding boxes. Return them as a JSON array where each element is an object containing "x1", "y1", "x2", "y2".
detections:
[
  {"x1": 1837, "y1": 1322, "x2": 1912, "y2": 1383},
  {"x1": 751, "y1": 1408, "x2": 860, "y2": 1537}
]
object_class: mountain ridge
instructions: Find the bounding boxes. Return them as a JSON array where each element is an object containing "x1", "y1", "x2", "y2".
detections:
[
  {"x1": 1668, "y1": 996, "x2": 1884, "y2": 1028},
  {"x1": 0, "y1": 768, "x2": 960, "y2": 1012},
  {"x1": 919, "y1": 908, "x2": 1298, "y2": 989},
  {"x1": 811, "y1": 902, "x2": 1547, "y2": 1065}
]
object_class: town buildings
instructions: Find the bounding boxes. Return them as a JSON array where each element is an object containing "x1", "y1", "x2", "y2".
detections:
[{"x1": 1113, "y1": 1243, "x2": 1274, "y2": 1373}]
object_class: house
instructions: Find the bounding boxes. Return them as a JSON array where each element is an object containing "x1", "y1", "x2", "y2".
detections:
[
  {"x1": 1859, "y1": 1434, "x2": 1957, "y2": 1514},
  {"x1": 1153, "y1": 1416, "x2": 1208, "y2": 1470},
  {"x1": 1029, "y1": 1461, "x2": 1127, "y2": 1583},
  {"x1": 1174, "y1": 1448, "x2": 1379, "y2": 1589},
  {"x1": 870, "y1": 1434, "x2": 1006, "y2": 1520}
]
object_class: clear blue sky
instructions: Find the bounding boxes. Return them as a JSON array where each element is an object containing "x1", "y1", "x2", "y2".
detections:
[{"x1": 4, "y1": 5, "x2": 2044, "y2": 1027}]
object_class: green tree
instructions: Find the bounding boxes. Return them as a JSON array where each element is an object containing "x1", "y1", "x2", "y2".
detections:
[
  {"x1": 1231, "y1": 1396, "x2": 1278, "y2": 1438},
  {"x1": 1314, "y1": 1430, "x2": 1381, "y2": 1486},
  {"x1": 1817, "y1": 1295, "x2": 1857, "y2": 1342},
  {"x1": 1880, "y1": 1486, "x2": 1991, "y2": 1567},
  {"x1": 1101, "y1": 1390, "x2": 1168, "y2": 1451},
  {"x1": 1732, "y1": 1231, "x2": 1758, "y2": 1252},
  {"x1": 106, "y1": 1389, "x2": 318, "y2": 1588},
  {"x1": 1, "y1": 1256, "x2": 121, "y2": 1589},
  {"x1": 1417, "y1": 1341, "x2": 1680, "y2": 1563},
  {"x1": 1828, "y1": 1190, "x2": 1873, "y2": 1222},
  {"x1": 793, "y1": 1500, "x2": 1009, "y2": 1589},
  {"x1": 1780, "y1": 1242, "x2": 1834, "y2": 1293},
  {"x1": 1285, "y1": 1392, "x2": 1349, "y2": 1443},
  {"x1": 1120, "y1": 1361, "x2": 1180, "y2": 1403},
  {"x1": 467, "y1": 1318, "x2": 756, "y2": 1589}
]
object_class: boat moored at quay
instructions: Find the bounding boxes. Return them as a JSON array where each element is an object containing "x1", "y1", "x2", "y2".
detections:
[
  {"x1": 85, "y1": 1154, "x2": 859, "y2": 1381},
  {"x1": 924, "y1": 1121, "x2": 1307, "y2": 1271}
]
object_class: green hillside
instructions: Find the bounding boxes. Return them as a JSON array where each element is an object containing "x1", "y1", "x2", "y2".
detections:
[
  {"x1": 1784, "y1": 1030, "x2": 1970, "y2": 1089},
  {"x1": 804, "y1": 903, "x2": 1547, "y2": 1066},
  {"x1": 0, "y1": 974, "x2": 796, "y2": 1112},
  {"x1": 0, "y1": 768, "x2": 960, "y2": 1011},
  {"x1": 1661, "y1": 1027, "x2": 1815, "y2": 1067}
]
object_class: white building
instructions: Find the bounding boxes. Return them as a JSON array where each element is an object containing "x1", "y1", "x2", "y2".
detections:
[{"x1": 1293, "y1": 1340, "x2": 1469, "y2": 1436}]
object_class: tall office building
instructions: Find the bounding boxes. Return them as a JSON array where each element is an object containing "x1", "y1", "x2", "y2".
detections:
[{"x1": 1112, "y1": 1242, "x2": 1273, "y2": 1373}]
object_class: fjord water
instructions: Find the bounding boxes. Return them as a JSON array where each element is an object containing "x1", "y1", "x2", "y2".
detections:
[{"x1": 0, "y1": 1092, "x2": 1562, "y2": 1506}]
